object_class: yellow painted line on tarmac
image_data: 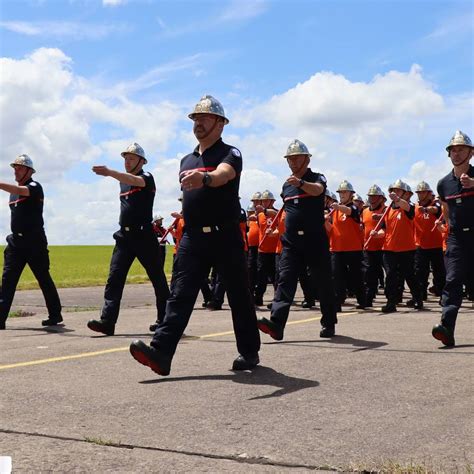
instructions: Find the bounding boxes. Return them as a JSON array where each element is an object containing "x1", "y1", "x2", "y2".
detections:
[
  {"x1": 0, "y1": 311, "x2": 360, "y2": 370},
  {"x1": 0, "y1": 347, "x2": 129, "y2": 370}
]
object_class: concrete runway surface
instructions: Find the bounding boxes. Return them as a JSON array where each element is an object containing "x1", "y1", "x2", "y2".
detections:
[{"x1": 1, "y1": 284, "x2": 473, "y2": 472}]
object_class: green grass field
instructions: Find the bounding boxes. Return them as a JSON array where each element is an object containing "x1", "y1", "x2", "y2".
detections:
[{"x1": 0, "y1": 245, "x2": 174, "y2": 290}]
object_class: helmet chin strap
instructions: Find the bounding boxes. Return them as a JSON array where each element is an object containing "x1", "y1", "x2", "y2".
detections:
[
  {"x1": 370, "y1": 197, "x2": 383, "y2": 210},
  {"x1": 197, "y1": 116, "x2": 220, "y2": 141},
  {"x1": 18, "y1": 168, "x2": 30, "y2": 185},
  {"x1": 450, "y1": 149, "x2": 473, "y2": 167},
  {"x1": 290, "y1": 156, "x2": 309, "y2": 177},
  {"x1": 129, "y1": 158, "x2": 144, "y2": 175}
]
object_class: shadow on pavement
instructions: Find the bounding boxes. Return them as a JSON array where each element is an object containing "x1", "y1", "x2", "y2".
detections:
[
  {"x1": 7, "y1": 326, "x2": 75, "y2": 334},
  {"x1": 273, "y1": 335, "x2": 388, "y2": 351},
  {"x1": 139, "y1": 365, "x2": 319, "y2": 400}
]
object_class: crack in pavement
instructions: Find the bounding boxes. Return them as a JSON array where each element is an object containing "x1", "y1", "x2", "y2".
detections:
[{"x1": 0, "y1": 428, "x2": 336, "y2": 471}]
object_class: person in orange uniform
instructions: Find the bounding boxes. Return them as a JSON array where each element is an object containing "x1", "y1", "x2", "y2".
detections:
[
  {"x1": 361, "y1": 185, "x2": 386, "y2": 307},
  {"x1": 208, "y1": 205, "x2": 250, "y2": 311},
  {"x1": 370, "y1": 179, "x2": 423, "y2": 313},
  {"x1": 149, "y1": 197, "x2": 188, "y2": 332},
  {"x1": 254, "y1": 190, "x2": 279, "y2": 306},
  {"x1": 413, "y1": 181, "x2": 445, "y2": 301},
  {"x1": 152, "y1": 215, "x2": 167, "y2": 268},
  {"x1": 170, "y1": 197, "x2": 185, "y2": 262},
  {"x1": 247, "y1": 199, "x2": 260, "y2": 298},
  {"x1": 324, "y1": 189, "x2": 338, "y2": 211},
  {"x1": 168, "y1": 196, "x2": 211, "y2": 309},
  {"x1": 326, "y1": 180, "x2": 366, "y2": 310}
]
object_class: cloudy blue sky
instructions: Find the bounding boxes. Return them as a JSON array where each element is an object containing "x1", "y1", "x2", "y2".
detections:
[{"x1": 1, "y1": 0, "x2": 473, "y2": 244}]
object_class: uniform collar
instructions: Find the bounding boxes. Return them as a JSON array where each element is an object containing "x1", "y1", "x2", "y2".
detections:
[{"x1": 193, "y1": 137, "x2": 223, "y2": 156}]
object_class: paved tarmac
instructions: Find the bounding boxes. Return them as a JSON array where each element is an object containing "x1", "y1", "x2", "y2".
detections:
[{"x1": 1, "y1": 285, "x2": 473, "y2": 472}]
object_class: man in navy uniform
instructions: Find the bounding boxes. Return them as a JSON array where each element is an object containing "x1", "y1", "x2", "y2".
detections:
[
  {"x1": 0, "y1": 155, "x2": 62, "y2": 329},
  {"x1": 129, "y1": 95, "x2": 261, "y2": 375},
  {"x1": 87, "y1": 143, "x2": 170, "y2": 335},
  {"x1": 257, "y1": 139, "x2": 338, "y2": 340},
  {"x1": 432, "y1": 131, "x2": 474, "y2": 347}
]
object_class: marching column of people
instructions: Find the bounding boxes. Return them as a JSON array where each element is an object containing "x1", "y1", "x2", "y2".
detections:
[{"x1": 1, "y1": 109, "x2": 471, "y2": 357}]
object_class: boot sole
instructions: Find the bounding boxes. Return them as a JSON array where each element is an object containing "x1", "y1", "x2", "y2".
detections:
[
  {"x1": 129, "y1": 345, "x2": 169, "y2": 376},
  {"x1": 87, "y1": 322, "x2": 114, "y2": 336},
  {"x1": 257, "y1": 321, "x2": 283, "y2": 341},
  {"x1": 432, "y1": 328, "x2": 454, "y2": 347}
]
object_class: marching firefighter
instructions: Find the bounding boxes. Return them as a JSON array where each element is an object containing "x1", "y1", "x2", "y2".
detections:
[
  {"x1": 129, "y1": 95, "x2": 260, "y2": 375},
  {"x1": 413, "y1": 181, "x2": 445, "y2": 300},
  {"x1": 257, "y1": 139, "x2": 337, "y2": 340},
  {"x1": 87, "y1": 143, "x2": 170, "y2": 336},
  {"x1": 361, "y1": 184, "x2": 386, "y2": 307},
  {"x1": 152, "y1": 215, "x2": 167, "y2": 268},
  {"x1": 326, "y1": 180, "x2": 366, "y2": 310},
  {"x1": 247, "y1": 200, "x2": 259, "y2": 297},
  {"x1": 254, "y1": 190, "x2": 279, "y2": 306},
  {"x1": 432, "y1": 130, "x2": 474, "y2": 347},
  {"x1": 370, "y1": 179, "x2": 423, "y2": 313},
  {"x1": 0, "y1": 155, "x2": 63, "y2": 329}
]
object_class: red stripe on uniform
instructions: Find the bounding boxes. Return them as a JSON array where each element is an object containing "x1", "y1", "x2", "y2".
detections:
[
  {"x1": 445, "y1": 190, "x2": 474, "y2": 200},
  {"x1": 284, "y1": 193, "x2": 311, "y2": 202},
  {"x1": 179, "y1": 167, "x2": 217, "y2": 177},
  {"x1": 120, "y1": 188, "x2": 143, "y2": 197},
  {"x1": 9, "y1": 197, "x2": 28, "y2": 206}
]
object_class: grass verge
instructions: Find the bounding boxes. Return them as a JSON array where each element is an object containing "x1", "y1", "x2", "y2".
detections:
[{"x1": 0, "y1": 245, "x2": 174, "y2": 290}]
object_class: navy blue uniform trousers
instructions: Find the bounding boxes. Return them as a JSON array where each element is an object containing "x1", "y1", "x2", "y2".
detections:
[
  {"x1": 152, "y1": 225, "x2": 261, "y2": 358},
  {"x1": 362, "y1": 250, "x2": 384, "y2": 303},
  {"x1": 441, "y1": 230, "x2": 474, "y2": 329},
  {"x1": 415, "y1": 247, "x2": 446, "y2": 297},
  {"x1": 270, "y1": 234, "x2": 337, "y2": 329},
  {"x1": 0, "y1": 232, "x2": 61, "y2": 324},
  {"x1": 102, "y1": 228, "x2": 170, "y2": 324}
]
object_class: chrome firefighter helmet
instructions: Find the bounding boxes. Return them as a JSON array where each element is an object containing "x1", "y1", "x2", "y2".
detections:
[
  {"x1": 367, "y1": 184, "x2": 383, "y2": 196},
  {"x1": 247, "y1": 203, "x2": 256, "y2": 213},
  {"x1": 446, "y1": 130, "x2": 473, "y2": 152},
  {"x1": 188, "y1": 95, "x2": 229, "y2": 124},
  {"x1": 284, "y1": 139, "x2": 312, "y2": 158},
  {"x1": 353, "y1": 193, "x2": 364, "y2": 203},
  {"x1": 389, "y1": 179, "x2": 409, "y2": 192},
  {"x1": 337, "y1": 180, "x2": 355, "y2": 193},
  {"x1": 153, "y1": 215, "x2": 163, "y2": 221},
  {"x1": 121, "y1": 142, "x2": 147, "y2": 164},
  {"x1": 251, "y1": 191, "x2": 262, "y2": 201},
  {"x1": 10, "y1": 154, "x2": 36, "y2": 173},
  {"x1": 416, "y1": 181, "x2": 432, "y2": 193},
  {"x1": 261, "y1": 189, "x2": 275, "y2": 200}
]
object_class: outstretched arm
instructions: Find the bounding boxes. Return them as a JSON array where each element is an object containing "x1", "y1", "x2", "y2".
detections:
[
  {"x1": 0, "y1": 182, "x2": 30, "y2": 196},
  {"x1": 92, "y1": 166, "x2": 145, "y2": 187}
]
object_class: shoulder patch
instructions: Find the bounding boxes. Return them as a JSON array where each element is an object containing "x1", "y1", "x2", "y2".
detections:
[
  {"x1": 320, "y1": 174, "x2": 327, "y2": 183},
  {"x1": 30, "y1": 182, "x2": 37, "y2": 187},
  {"x1": 231, "y1": 148, "x2": 241, "y2": 157},
  {"x1": 143, "y1": 172, "x2": 151, "y2": 177}
]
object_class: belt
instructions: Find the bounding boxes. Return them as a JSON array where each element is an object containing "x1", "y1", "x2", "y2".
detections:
[
  {"x1": 13, "y1": 229, "x2": 44, "y2": 237},
  {"x1": 185, "y1": 221, "x2": 239, "y2": 234},
  {"x1": 120, "y1": 224, "x2": 150, "y2": 232}
]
